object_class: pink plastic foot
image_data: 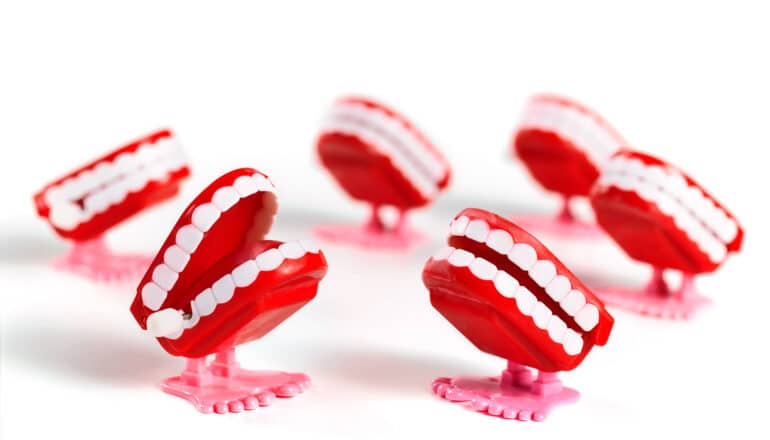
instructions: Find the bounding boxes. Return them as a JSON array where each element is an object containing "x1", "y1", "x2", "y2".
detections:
[
  {"x1": 512, "y1": 196, "x2": 603, "y2": 239},
  {"x1": 432, "y1": 363, "x2": 579, "y2": 422},
  {"x1": 161, "y1": 348, "x2": 311, "y2": 414},
  {"x1": 315, "y1": 205, "x2": 424, "y2": 250},
  {"x1": 51, "y1": 236, "x2": 152, "y2": 283},
  {"x1": 597, "y1": 269, "x2": 710, "y2": 320}
]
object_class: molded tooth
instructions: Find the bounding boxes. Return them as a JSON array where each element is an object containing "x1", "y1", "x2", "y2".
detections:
[
  {"x1": 547, "y1": 316, "x2": 568, "y2": 342},
  {"x1": 448, "y1": 249, "x2": 474, "y2": 267},
  {"x1": 560, "y1": 289, "x2": 587, "y2": 316},
  {"x1": 194, "y1": 288, "x2": 216, "y2": 317},
  {"x1": 299, "y1": 239, "x2": 320, "y2": 254},
  {"x1": 532, "y1": 302, "x2": 552, "y2": 329},
  {"x1": 450, "y1": 216, "x2": 470, "y2": 236},
  {"x1": 146, "y1": 309, "x2": 183, "y2": 338},
  {"x1": 493, "y1": 271, "x2": 519, "y2": 298},
  {"x1": 184, "y1": 304, "x2": 200, "y2": 329},
  {"x1": 191, "y1": 203, "x2": 221, "y2": 232},
  {"x1": 465, "y1": 220, "x2": 490, "y2": 242},
  {"x1": 163, "y1": 245, "x2": 190, "y2": 273},
  {"x1": 562, "y1": 329, "x2": 584, "y2": 355},
  {"x1": 126, "y1": 172, "x2": 146, "y2": 192},
  {"x1": 141, "y1": 282, "x2": 167, "y2": 311},
  {"x1": 575, "y1": 304, "x2": 600, "y2": 331},
  {"x1": 212, "y1": 274, "x2": 236, "y2": 304},
  {"x1": 486, "y1": 229, "x2": 514, "y2": 254},
  {"x1": 48, "y1": 203, "x2": 81, "y2": 230},
  {"x1": 252, "y1": 174, "x2": 274, "y2": 192},
  {"x1": 212, "y1": 186, "x2": 240, "y2": 211},
  {"x1": 84, "y1": 192, "x2": 109, "y2": 214},
  {"x1": 508, "y1": 244, "x2": 537, "y2": 271},
  {"x1": 515, "y1": 286, "x2": 537, "y2": 316},
  {"x1": 529, "y1": 260, "x2": 557, "y2": 287},
  {"x1": 469, "y1": 257, "x2": 496, "y2": 280},
  {"x1": 545, "y1": 275, "x2": 571, "y2": 301},
  {"x1": 232, "y1": 260, "x2": 258, "y2": 287},
  {"x1": 432, "y1": 246, "x2": 455, "y2": 261},
  {"x1": 279, "y1": 242, "x2": 305, "y2": 259},
  {"x1": 152, "y1": 264, "x2": 179, "y2": 291},
  {"x1": 256, "y1": 248, "x2": 284, "y2": 271},
  {"x1": 233, "y1": 175, "x2": 259, "y2": 197},
  {"x1": 176, "y1": 225, "x2": 204, "y2": 253}
]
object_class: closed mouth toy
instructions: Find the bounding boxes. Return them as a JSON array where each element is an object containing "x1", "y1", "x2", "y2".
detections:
[
  {"x1": 590, "y1": 150, "x2": 743, "y2": 319},
  {"x1": 423, "y1": 208, "x2": 613, "y2": 421},
  {"x1": 129, "y1": 168, "x2": 328, "y2": 414},
  {"x1": 315, "y1": 96, "x2": 451, "y2": 249},
  {"x1": 33, "y1": 129, "x2": 190, "y2": 281},
  {"x1": 511, "y1": 94, "x2": 624, "y2": 237}
]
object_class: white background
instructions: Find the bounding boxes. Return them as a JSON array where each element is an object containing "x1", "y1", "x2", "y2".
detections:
[{"x1": 1, "y1": 1, "x2": 768, "y2": 438}]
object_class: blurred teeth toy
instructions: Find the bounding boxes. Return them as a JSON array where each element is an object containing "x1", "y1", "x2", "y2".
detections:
[
  {"x1": 315, "y1": 97, "x2": 451, "y2": 250},
  {"x1": 590, "y1": 151, "x2": 743, "y2": 319},
  {"x1": 33, "y1": 129, "x2": 190, "y2": 282},
  {"x1": 130, "y1": 168, "x2": 327, "y2": 414},
  {"x1": 423, "y1": 208, "x2": 613, "y2": 421},
  {"x1": 512, "y1": 94, "x2": 624, "y2": 238}
]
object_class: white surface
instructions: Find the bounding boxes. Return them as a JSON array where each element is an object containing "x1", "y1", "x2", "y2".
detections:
[{"x1": 1, "y1": 1, "x2": 768, "y2": 439}]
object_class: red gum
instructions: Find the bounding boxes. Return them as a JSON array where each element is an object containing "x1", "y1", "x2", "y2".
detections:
[
  {"x1": 423, "y1": 208, "x2": 613, "y2": 372},
  {"x1": 33, "y1": 129, "x2": 189, "y2": 241}
]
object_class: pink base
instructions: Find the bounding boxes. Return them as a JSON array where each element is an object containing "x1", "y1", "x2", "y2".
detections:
[
  {"x1": 51, "y1": 237, "x2": 151, "y2": 283},
  {"x1": 597, "y1": 269, "x2": 710, "y2": 320},
  {"x1": 431, "y1": 363, "x2": 579, "y2": 421},
  {"x1": 161, "y1": 348, "x2": 310, "y2": 414},
  {"x1": 314, "y1": 206, "x2": 423, "y2": 250},
  {"x1": 511, "y1": 196, "x2": 603, "y2": 239}
]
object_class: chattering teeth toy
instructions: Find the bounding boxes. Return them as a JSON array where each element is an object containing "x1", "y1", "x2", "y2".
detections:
[
  {"x1": 315, "y1": 97, "x2": 451, "y2": 249},
  {"x1": 33, "y1": 129, "x2": 190, "y2": 281},
  {"x1": 130, "y1": 168, "x2": 327, "y2": 414},
  {"x1": 590, "y1": 151, "x2": 743, "y2": 319},
  {"x1": 423, "y1": 208, "x2": 613, "y2": 421},
  {"x1": 512, "y1": 94, "x2": 625, "y2": 238}
]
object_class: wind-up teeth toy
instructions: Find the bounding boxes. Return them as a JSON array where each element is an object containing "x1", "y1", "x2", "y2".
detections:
[
  {"x1": 315, "y1": 96, "x2": 451, "y2": 249},
  {"x1": 33, "y1": 129, "x2": 190, "y2": 281},
  {"x1": 423, "y1": 208, "x2": 614, "y2": 421},
  {"x1": 590, "y1": 150, "x2": 743, "y2": 319},
  {"x1": 130, "y1": 168, "x2": 328, "y2": 414},
  {"x1": 511, "y1": 94, "x2": 625, "y2": 238}
]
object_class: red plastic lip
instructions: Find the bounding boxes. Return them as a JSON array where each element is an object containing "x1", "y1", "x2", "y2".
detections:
[
  {"x1": 317, "y1": 96, "x2": 451, "y2": 209},
  {"x1": 423, "y1": 208, "x2": 613, "y2": 372},
  {"x1": 512, "y1": 94, "x2": 625, "y2": 196},
  {"x1": 590, "y1": 150, "x2": 743, "y2": 273},
  {"x1": 33, "y1": 129, "x2": 190, "y2": 241}
]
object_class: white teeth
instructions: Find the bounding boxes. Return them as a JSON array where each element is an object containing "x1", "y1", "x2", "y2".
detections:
[
  {"x1": 232, "y1": 260, "x2": 258, "y2": 287},
  {"x1": 152, "y1": 264, "x2": 178, "y2": 291},
  {"x1": 163, "y1": 245, "x2": 190, "y2": 273},
  {"x1": 279, "y1": 242, "x2": 305, "y2": 259},
  {"x1": 508, "y1": 243, "x2": 537, "y2": 271},
  {"x1": 299, "y1": 239, "x2": 320, "y2": 253},
  {"x1": 493, "y1": 271, "x2": 518, "y2": 298},
  {"x1": 256, "y1": 248, "x2": 284, "y2": 271},
  {"x1": 252, "y1": 174, "x2": 274, "y2": 192},
  {"x1": 191, "y1": 203, "x2": 221, "y2": 232},
  {"x1": 465, "y1": 220, "x2": 490, "y2": 242},
  {"x1": 184, "y1": 304, "x2": 200, "y2": 329},
  {"x1": 432, "y1": 246, "x2": 455, "y2": 261},
  {"x1": 563, "y1": 329, "x2": 584, "y2": 355},
  {"x1": 212, "y1": 274, "x2": 236, "y2": 303},
  {"x1": 486, "y1": 229, "x2": 514, "y2": 254},
  {"x1": 146, "y1": 309, "x2": 184, "y2": 338},
  {"x1": 48, "y1": 202, "x2": 81, "y2": 230},
  {"x1": 529, "y1": 260, "x2": 557, "y2": 287},
  {"x1": 547, "y1": 316, "x2": 568, "y2": 342},
  {"x1": 575, "y1": 304, "x2": 600, "y2": 331},
  {"x1": 560, "y1": 289, "x2": 587, "y2": 316},
  {"x1": 233, "y1": 175, "x2": 259, "y2": 197},
  {"x1": 450, "y1": 216, "x2": 470, "y2": 236},
  {"x1": 141, "y1": 282, "x2": 167, "y2": 311},
  {"x1": 514, "y1": 286, "x2": 537, "y2": 316},
  {"x1": 194, "y1": 288, "x2": 216, "y2": 317},
  {"x1": 532, "y1": 302, "x2": 552, "y2": 329},
  {"x1": 448, "y1": 249, "x2": 474, "y2": 267},
  {"x1": 545, "y1": 275, "x2": 571, "y2": 301},
  {"x1": 176, "y1": 225, "x2": 204, "y2": 253},
  {"x1": 84, "y1": 192, "x2": 109, "y2": 214},
  {"x1": 469, "y1": 257, "x2": 496, "y2": 280},
  {"x1": 212, "y1": 186, "x2": 240, "y2": 211}
]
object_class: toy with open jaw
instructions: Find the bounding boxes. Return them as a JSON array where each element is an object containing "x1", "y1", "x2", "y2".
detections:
[
  {"x1": 590, "y1": 150, "x2": 743, "y2": 319},
  {"x1": 33, "y1": 129, "x2": 190, "y2": 282},
  {"x1": 512, "y1": 94, "x2": 624, "y2": 238},
  {"x1": 423, "y1": 208, "x2": 613, "y2": 421},
  {"x1": 315, "y1": 96, "x2": 451, "y2": 250},
  {"x1": 130, "y1": 168, "x2": 328, "y2": 414}
]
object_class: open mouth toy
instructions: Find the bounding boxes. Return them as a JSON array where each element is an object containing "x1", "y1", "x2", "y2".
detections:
[
  {"x1": 590, "y1": 151, "x2": 743, "y2": 319},
  {"x1": 33, "y1": 129, "x2": 190, "y2": 282},
  {"x1": 423, "y1": 208, "x2": 613, "y2": 421},
  {"x1": 130, "y1": 168, "x2": 327, "y2": 414},
  {"x1": 315, "y1": 96, "x2": 451, "y2": 249},
  {"x1": 511, "y1": 94, "x2": 624, "y2": 238}
]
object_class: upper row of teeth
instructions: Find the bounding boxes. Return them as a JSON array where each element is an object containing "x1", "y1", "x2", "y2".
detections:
[
  {"x1": 596, "y1": 156, "x2": 737, "y2": 263},
  {"x1": 322, "y1": 103, "x2": 447, "y2": 199},
  {"x1": 140, "y1": 173, "x2": 276, "y2": 313},
  {"x1": 518, "y1": 100, "x2": 622, "y2": 165},
  {"x1": 146, "y1": 239, "x2": 321, "y2": 340}
]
